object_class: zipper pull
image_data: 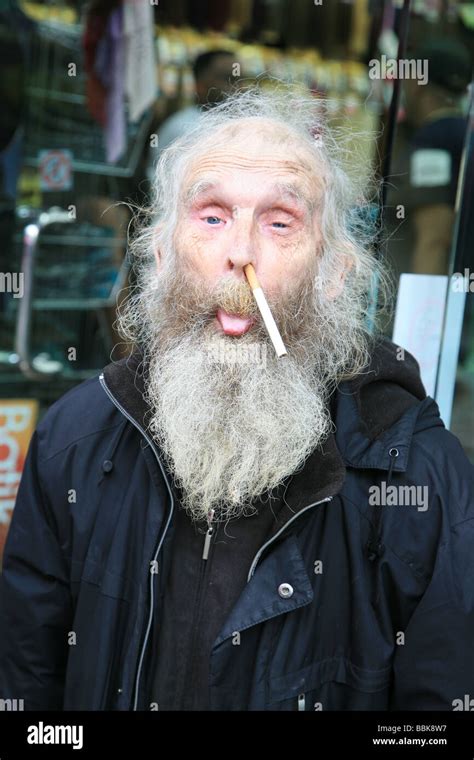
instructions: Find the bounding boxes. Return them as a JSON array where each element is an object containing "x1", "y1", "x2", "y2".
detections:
[
  {"x1": 202, "y1": 508, "x2": 215, "y2": 560},
  {"x1": 387, "y1": 447, "x2": 399, "y2": 485}
]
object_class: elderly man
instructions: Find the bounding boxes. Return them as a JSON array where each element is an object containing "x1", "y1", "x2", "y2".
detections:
[{"x1": 1, "y1": 89, "x2": 473, "y2": 712}]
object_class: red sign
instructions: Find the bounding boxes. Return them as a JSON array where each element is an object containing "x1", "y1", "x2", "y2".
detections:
[
  {"x1": 0, "y1": 400, "x2": 39, "y2": 565},
  {"x1": 39, "y1": 149, "x2": 73, "y2": 191}
]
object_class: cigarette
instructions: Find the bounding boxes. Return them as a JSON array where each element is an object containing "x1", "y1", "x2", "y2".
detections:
[{"x1": 243, "y1": 264, "x2": 287, "y2": 358}]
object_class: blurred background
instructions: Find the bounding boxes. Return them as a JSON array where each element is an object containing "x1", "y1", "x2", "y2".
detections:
[{"x1": 0, "y1": 0, "x2": 473, "y2": 556}]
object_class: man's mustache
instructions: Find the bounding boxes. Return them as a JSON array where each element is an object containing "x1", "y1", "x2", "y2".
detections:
[
  {"x1": 170, "y1": 275, "x2": 261, "y2": 322},
  {"x1": 160, "y1": 268, "x2": 314, "y2": 347},
  {"x1": 213, "y1": 279, "x2": 259, "y2": 317}
]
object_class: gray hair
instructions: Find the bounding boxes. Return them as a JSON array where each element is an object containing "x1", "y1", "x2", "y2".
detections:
[{"x1": 120, "y1": 84, "x2": 391, "y2": 380}]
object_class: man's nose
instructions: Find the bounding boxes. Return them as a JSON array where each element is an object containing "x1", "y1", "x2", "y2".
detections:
[{"x1": 226, "y1": 214, "x2": 257, "y2": 277}]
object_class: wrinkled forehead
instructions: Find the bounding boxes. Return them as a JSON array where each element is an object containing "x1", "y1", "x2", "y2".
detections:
[{"x1": 180, "y1": 118, "x2": 324, "y2": 204}]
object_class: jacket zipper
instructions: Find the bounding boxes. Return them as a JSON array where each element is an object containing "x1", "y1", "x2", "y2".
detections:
[
  {"x1": 180, "y1": 508, "x2": 216, "y2": 707},
  {"x1": 246, "y1": 495, "x2": 333, "y2": 581},
  {"x1": 99, "y1": 373, "x2": 175, "y2": 711},
  {"x1": 202, "y1": 508, "x2": 215, "y2": 560}
]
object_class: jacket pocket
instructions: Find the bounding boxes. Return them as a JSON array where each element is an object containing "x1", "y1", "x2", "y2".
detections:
[{"x1": 267, "y1": 656, "x2": 392, "y2": 710}]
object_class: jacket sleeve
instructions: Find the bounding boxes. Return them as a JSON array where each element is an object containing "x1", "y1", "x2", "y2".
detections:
[
  {"x1": 0, "y1": 430, "x2": 72, "y2": 710},
  {"x1": 389, "y1": 436, "x2": 474, "y2": 710}
]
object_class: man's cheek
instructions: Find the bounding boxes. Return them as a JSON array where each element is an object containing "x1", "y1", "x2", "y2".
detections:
[
  {"x1": 176, "y1": 231, "x2": 208, "y2": 264},
  {"x1": 266, "y1": 245, "x2": 311, "y2": 288},
  {"x1": 268, "y1": 233, "x2": 308, "y2": 267}
]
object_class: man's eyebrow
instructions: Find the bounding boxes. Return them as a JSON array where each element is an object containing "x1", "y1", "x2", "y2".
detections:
[
  {"x1": 183, "y1": 178, "x2": 315, "y2": 215},
  {"x1": 183, "y1": 179, "x2": 219, "y2": 208},
  {"x1": 270, "y1": 181, "x2": 315, "y2": 215}
]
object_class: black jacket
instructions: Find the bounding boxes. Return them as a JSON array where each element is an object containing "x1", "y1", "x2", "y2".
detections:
[{"x1": 1, "y1": 338, "x2": 474, "y2": 710}]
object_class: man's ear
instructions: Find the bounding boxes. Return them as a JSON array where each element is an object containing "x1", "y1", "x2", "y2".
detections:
[{"x1": 326, "y1": 252, "x2": 353, "y2": 300}]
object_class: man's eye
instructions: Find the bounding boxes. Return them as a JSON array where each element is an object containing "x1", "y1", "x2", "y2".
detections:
[
  {"x1": 272, "y1": 221, "x2": 288, "y2": 229},
  {"x1": 204, "y1": 216, "x2": 223, "y2": 225}
]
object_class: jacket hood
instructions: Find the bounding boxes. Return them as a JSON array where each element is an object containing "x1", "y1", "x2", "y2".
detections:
[
  {"x1": 349, "y1": 337, "x2": 427, "y2": 439},
  {"x1": 332, "y1": 337, "x2": 444, "y2": 476}
]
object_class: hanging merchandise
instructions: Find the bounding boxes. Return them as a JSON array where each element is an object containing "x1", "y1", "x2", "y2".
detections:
[
  {"x1": 83, "y1": 0, "x2": 157, "y2": 162},
  {"x1": 123, "y1": 0, "x2": 158, "y2": 123},
  {"x1": 83, "y1": 8, "x2": 109, "y2": 127},
  {"x1": 94, "y1": 5, "x2": 126, "y2": 164}
]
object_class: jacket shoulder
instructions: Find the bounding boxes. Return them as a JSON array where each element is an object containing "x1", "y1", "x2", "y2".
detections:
[
  {"x1": 35, "y1": 373, "x2": 124, "y2": 462},
  {"x1": 410, "y1": 415, "x2": 474, "y2": 525}
]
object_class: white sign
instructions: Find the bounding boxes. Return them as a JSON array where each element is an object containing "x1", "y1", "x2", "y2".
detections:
[
  {"x1": 392, "y1": 274, "x2": 448, "y2": 397},
  {"x1": 410, "y1": 149, "x2": 452, "y2": 187}
]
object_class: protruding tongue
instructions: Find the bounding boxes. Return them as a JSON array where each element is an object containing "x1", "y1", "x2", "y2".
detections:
[{"x1": 216, "y1": 308, "x2": 254, "y2": 336}]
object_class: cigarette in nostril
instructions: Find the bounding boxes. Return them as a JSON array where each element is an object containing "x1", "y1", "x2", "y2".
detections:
[{"x1": 243, "y1": 264, "x2": 287, "y2": 358}]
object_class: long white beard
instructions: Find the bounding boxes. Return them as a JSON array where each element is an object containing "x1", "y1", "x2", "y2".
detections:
[
  {"x1": 120, "y1": 249, "x2": 370, "y2": 524},
  {"x1": 145, "y1": 325, "x2": 332, "y2": 523}
]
